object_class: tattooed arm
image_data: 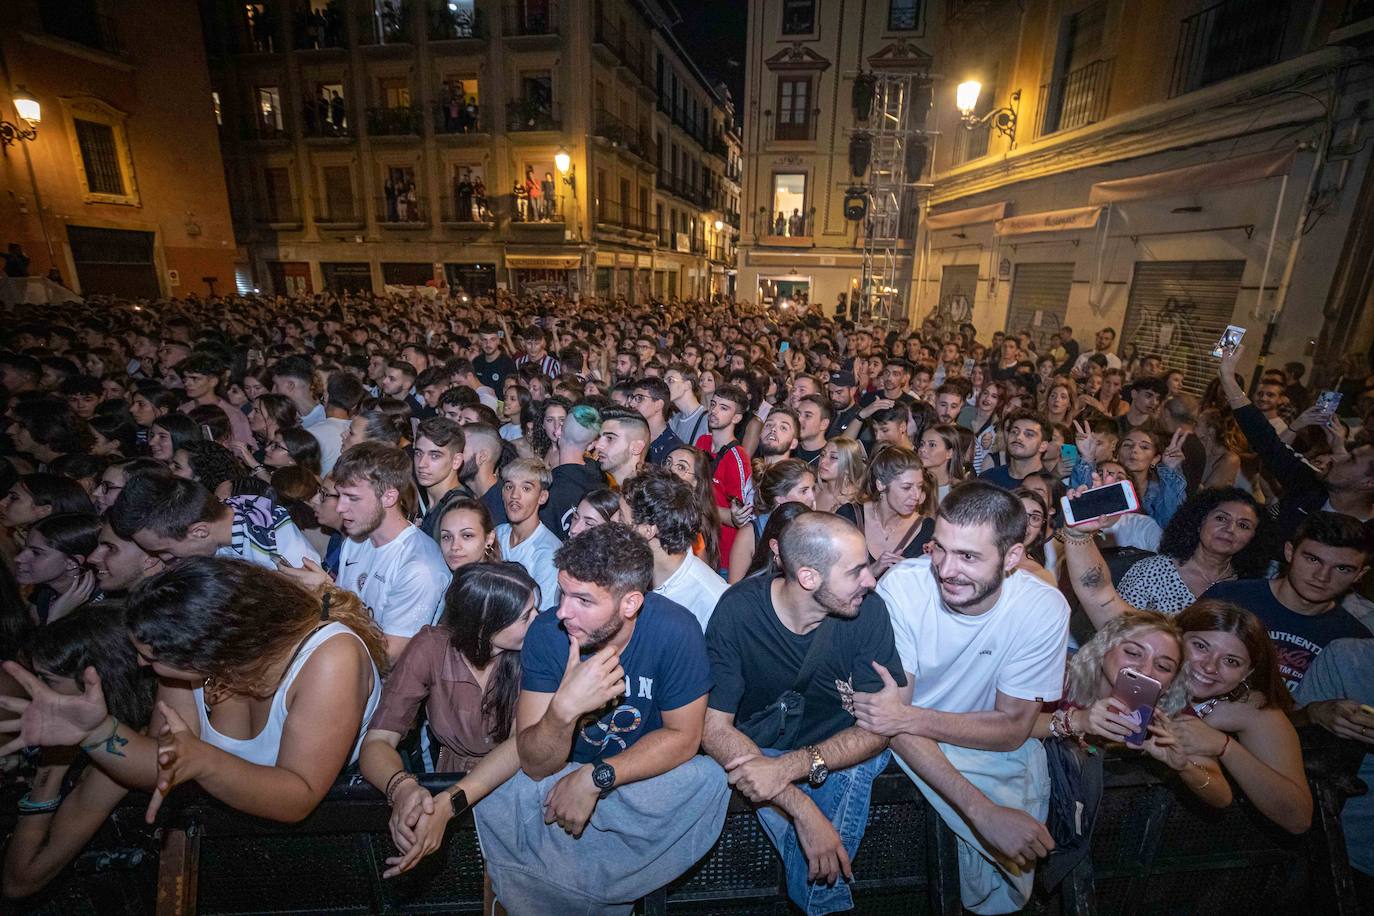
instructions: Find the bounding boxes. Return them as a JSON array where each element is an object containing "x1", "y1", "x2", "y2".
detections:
[{"x1": 1060, "y1": 527, "x2": 1135, "y2": 629}]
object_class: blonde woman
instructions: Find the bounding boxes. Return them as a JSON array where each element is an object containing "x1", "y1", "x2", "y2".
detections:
[
  {"x1": 814, "y1": 436, "x2": 867, "y2": 513},
  {"x1": 916, "y1": 424, "x2": 966, "y2": 504}
]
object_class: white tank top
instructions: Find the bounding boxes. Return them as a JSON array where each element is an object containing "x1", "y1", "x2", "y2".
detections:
[{"x1": 192, "y1": 622, "x2": 381, "y2": 768}]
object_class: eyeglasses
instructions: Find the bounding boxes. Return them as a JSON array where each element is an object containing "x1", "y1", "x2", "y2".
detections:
[
  {"x1": 96, "y1": 481, "x2": 122, "y2": 494},
  {"x1": 267, "y1": 440, "x2": 287, "y2": 452}
]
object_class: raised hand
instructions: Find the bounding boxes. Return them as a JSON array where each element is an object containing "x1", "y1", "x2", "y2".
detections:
[
  {"x1": 146, "y1": 701, "x2": 210, "y2": 824},
  {"x1": 1161, "y1": 428, "x2": 1187, "y2": 470},
  {"x1": 0, "y1": 663, "x2": 110, "y2": 756},
  {"x1": 1072, "y1": 420, "x2": 1095, "y2": 464},
  {"x1": 550, "y1": 634, "x2": 624, "y2": 723}
]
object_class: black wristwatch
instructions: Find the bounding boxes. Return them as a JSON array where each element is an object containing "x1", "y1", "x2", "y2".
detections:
[
  {"x1": 449, "y1": 787, "x2": 469, "y2": 818},
  {"x1": 591, "y1": 762, "x2": 617, "y2": 798},
  {"x1": 805, "y1": 745, "x2": 829, "y2": 787}
]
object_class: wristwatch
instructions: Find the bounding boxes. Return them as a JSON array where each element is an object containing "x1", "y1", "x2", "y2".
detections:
[
  {"x1": 449, "y1": 787, "x2": 470, "y2": 818},
  {"x1": 591, "y1": 762, "x2": 617, "y2": 798},
  {"x1": 805, "y1": 745, "x2": 829, "y2": 787}
]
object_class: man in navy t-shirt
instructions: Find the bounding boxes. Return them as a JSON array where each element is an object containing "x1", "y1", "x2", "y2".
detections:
[
  {"x1": 473, "y1": 523, "x2": 728, "y2": 915},
  {"x1": 977, "y1": 409, "x2": 1048, "y2": 492},
  {"x1": 1204, "y1": 512, "x2": 1373, "y2": 692}
]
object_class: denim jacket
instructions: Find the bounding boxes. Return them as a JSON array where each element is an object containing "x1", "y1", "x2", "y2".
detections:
[{"x1": 1069, "y1": 461, "x2": 1186, "y2": 530}]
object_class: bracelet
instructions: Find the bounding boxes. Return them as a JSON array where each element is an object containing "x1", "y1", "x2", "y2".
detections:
[
  {"x1": 1219, "y1": 733, "x2": 1232, "y2": 758},
  {"x1": 1185, "y1": 761, "x2": 1213, "y2": 791},
  {"x1": 79, "y1": 716, "x2": 123, "y2": 756},
  {"x1": 385, "y1": 770, "x2": 417, "y2": 804},
  {"x1": 17, "y1": 792, "x2": 62, "y2": 815},
  {"x1": 1058, "y1": 526, "x2": 1095, "y2": 543}
]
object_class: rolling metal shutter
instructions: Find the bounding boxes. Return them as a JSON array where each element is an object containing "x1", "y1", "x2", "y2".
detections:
[
  {"x1": 1121, "y1": 260, "x2": 1245, "y2": 396},
  {"x1": 1006, "y1": 262, "x2": 1074, "y2": 357}
]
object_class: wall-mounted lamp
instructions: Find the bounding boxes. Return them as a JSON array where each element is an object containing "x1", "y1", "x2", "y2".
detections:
[
  {"x1": 2, "y1": 89, "x2": 41, "y2": 150},
  {"x1": 713, "y1": 219, "x2": 723, "y2": 232},
  {"x1": 955, "y1": 81, "x2": 1019, "y2": 146}
]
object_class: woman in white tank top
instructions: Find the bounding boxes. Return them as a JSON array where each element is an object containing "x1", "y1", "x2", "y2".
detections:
[{"x1": 0, "y1": 558, "x2": 386, "y2": 825}]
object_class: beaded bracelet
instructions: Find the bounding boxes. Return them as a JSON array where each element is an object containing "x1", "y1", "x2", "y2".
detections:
[{"x1": 17, "y1": 792, "x2": 61, "y2": 815}]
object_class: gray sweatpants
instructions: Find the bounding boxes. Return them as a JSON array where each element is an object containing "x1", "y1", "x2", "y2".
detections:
[{"x1": 473, "y1": 755, "x2": 729, "y2": 915}]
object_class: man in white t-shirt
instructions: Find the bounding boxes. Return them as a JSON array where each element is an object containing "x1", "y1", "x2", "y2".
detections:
[
  {"x1": 332, "y1": 442, "x2": 451, "y2": 663},
  {"x1": 624, "y1": 466, "x2": 726, "y2": 631},
  {"x1": 110, "y1": 474, "x2": 319, "y2": 571},
  {"x1": 853, "y1": 481, "x2": 1069, "y2": 915},
  {"x1": 494, "y1": 456, "x2": 562, "y2": 607}
]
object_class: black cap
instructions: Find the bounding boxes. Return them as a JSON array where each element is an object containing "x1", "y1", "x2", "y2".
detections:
[{"x1": 829, "y1": 369, "x2": 856, "y2": 387}]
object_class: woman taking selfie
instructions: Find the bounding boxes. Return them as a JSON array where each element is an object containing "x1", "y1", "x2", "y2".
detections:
[
  {"x1": 360, "y1": 563, "x2": 539, "y2": 877},
  {"x1": 0, "y1": 557, "x2": 386, "y2": 825}
]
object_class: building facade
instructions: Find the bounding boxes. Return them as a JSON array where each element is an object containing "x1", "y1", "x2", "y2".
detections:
[
  {"x1": 203, "y1": 0, "x2": 740, "y2": 300},
  {"x1": 0, "y1": 0, "x2": 237, "y2": 299},
  {"x1": 918, "y1": 0, "x2": 1374, "y2": 389},
  {"x1": 737, "y1": 0, "x2": 940, "y2": 316}
]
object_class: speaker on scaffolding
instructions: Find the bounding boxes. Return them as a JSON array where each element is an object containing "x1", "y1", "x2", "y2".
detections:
[
  {"x1": 848, "y1": 133, "x2": 872, "y2": 178},
  {"x1": 852, "y1": 72, "x2": 876, "y2": 123},
  {"x1": 905, "y1": 140, "x2": 929, "y2": 179},
  {"x1": 843, "y1": 187, "x2": 868, "y2": 221},
  {"x1": 910, "y1": 79, "x2": 934, "y2": 127}
]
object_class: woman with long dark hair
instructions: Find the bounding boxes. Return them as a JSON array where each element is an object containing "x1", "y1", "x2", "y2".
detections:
[
  {"x1": 0, "y1": 557, "x2": 386, "y2": 826},
  {"x1": 837, "y1": 446, "x2": 938, "y2": 576},
  {"x1": 147, "y1": 414, "x2": 201, "y2": 464},
  {"x1": 359, "y1": 562, "x2": 540, "y2": 876},
  {"x1": 2, "y1": 606, "x2": 157, "y2": 899},
  {"x1": 665, "y1": 445, "x2": 722, "y2": 571},
  {"x1": 16, "y1": 512, "x2": 101, "y2": 627},
  {"x1": 726, "y1": 459, "x2": 816, "y2": 583}
]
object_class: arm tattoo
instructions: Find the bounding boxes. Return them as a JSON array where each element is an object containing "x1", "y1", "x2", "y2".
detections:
[
  {"x1": 1079, "y1": 565, "x2": 1105, "y2": 589},
  {"x1": 80, "y1": 719, "x2": 128, "y2": 758}
]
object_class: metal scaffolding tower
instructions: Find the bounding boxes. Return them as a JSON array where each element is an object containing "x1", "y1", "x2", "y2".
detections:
[{"x1": 856, "y1": 71, "x2": 929, "y2": 329}]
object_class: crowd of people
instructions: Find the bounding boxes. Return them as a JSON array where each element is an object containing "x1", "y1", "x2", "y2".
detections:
[{"x1": 0, "y1": 288, "x2": 1370, "y2": 915}]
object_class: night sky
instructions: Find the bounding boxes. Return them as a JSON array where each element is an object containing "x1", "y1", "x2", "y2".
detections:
[{"x1": 672, "y1": 0, "x2": 747, "y2": 112}]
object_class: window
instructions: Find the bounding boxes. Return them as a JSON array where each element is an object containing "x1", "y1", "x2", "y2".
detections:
[
  {"x1": 1040, "y1": 2, "x2": 1111, "y2": 135},
  {"x1": 263, "y1": 167, "x2": 295, "y2": 221},
  {"x1": 211, "y1": 91, "x2": 222, "y2": 126},
  {"x1": 306, "y1": 82, "x2": 347, "y2": 135},
  {"x1": 888, "y1": 0, "x2": 920, "y2": 31},
  {"x1": 775, "y1": 77, "x2": 812, "y2": 141},
  {"x1": 257, "y1": 86, "x2": 283, "y2": 131},
  {"x1": 379, "y1": 77, "x2": 411, "y2": 109},
  {"x1": 74, "y1": 119, "x2": 125, "y2": 196},
  {"x1": 382, "y1": 166, "x2": 419, "y2": 222},
  {"x1": 781, "y1": 0, "x2": 815, "y2": 34},
  {"x1": 770, "y1": 173, "x2": 807, "y2": 236},
  {"x1": 321, "y1": 165, "x2": 355, "y2": 221},
  {"x1": 450, "y1": 164, "x2": 489, "y2": 222}
]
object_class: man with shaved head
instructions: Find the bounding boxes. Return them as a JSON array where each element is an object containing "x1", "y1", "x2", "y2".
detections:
[{"x1": 701, "y1": 510, "x2": 905, "y2": 915}]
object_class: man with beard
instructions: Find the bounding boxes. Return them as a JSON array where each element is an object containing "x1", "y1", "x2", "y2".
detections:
[
  {"x1": 475, "y1": 523, "x2": 728, "y2": 914},
  {"x1": 977, "y1": 409, "x2": 1049, "y2": 491},
  {"x1": 458, "y1": 421, "x2": 508, "y2": 525},
  {"x1": 756, "y1": 407, "x2": 799, "y2": 470},
  {"x1": 852, "y1": 481, "x2": 1066, "y2": 913},
  {"x1": 702, "y1": 511, "x2": 903, "y2": 915},
  {"x1": 332, "y1": 442, "x2": 450, "y2": 662},
  {"x1": 825, "y1": 369, "x2": 863, "y2": 439},
  {"x1": 472, "y1": 322, "x2": 517, "y2": 390},
  {"x1": 594, "y1": 408, "x2": 650, "y2": 488}
]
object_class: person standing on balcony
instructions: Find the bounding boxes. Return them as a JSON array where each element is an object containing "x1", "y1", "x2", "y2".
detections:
[
  {"x1": 526, "y1": 167, "x2": 543, "y2": 222},
  {"x1": 542, "y1": 172, "x2": 557, "y2": 220}
]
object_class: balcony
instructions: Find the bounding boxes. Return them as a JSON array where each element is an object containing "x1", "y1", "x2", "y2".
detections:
[
  {"x1": 757, "y1": 209, "x2": 814, "y2": 245},
  {"x1": 40, "y1": 7, "x2": 123, "y2": 56},
  {"x1": 259, "y1": 200, "x2": 302, "y2": 228},
  {"x1": 506, "y1": 100, "x2": 561, "y2": 132},
  {"x1": 592, "y1": 109, "x2": 653, "y2": 163},
  {"x1": 1036, "y1": 58, "x2": 1114, "y2": 138},
  {"x1": 376, "y1": 194, "x2": 428, "y2": 226},
  {"x1": 366, "y1": 105, "x2": 424, "y2": 136},
  {"x1": 1169, "y1": 0, "x2": 1291, "y2": 98},
  {"x1": 503, "y1": 0, "x2": 558, "y2": 37},
  {"x1": 441, "y1": 195, "x2": 495, "y2": 226},
  {"x1": 773, "y1": 113, "x2": 818, "y2": 143},
  {"x1": 293, "y1": 7, "x2": 347, "y2": 50},
  {"x1": 313, "y1": 199, "x2": 363, "y2": 227},
  {"x1": 428, "y1": 6, "x2": 484, "y2": 41},
  {"x1": 358, "y1": 0, "x2": 415, "y2": 45},
  {"x1": 434, "y1": 101, "x2": 489, "y2": 136},
  {"x1": 242, "y1": 121, "x2": 290, "y2": 143},
  {"x1": 303, "y1": 100, "x2": 353, "y2": 139}
]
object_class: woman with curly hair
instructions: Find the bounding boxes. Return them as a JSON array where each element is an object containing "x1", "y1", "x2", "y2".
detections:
[
  {"x1": 0, "y1": 557, "x2": 386, "y2": 825},
  {"x1": 1066, "y1": 486, "x2": 1271, "y2": 619},
  {"x1": 529, "y1": 395, "x2": 571, "y2": 467}
]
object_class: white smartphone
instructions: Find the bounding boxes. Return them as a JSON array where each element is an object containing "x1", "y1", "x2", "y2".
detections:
[
  {"x1": 1211, "y1": 325, "x2": 1245, "y2": 358},
  {"x1": 1316, "y1": 390, "x2": 1342, "y2": 418},
  {"x1": 1061, "y1": 479, "x2": 1140, "y2": 527}
]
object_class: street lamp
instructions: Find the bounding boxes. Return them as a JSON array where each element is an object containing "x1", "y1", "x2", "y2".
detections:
[
  {"x1": 2, "y1": 89, "x2": 41, "y2": 150},
  {"x1": 555, "y1": 146, "x2": 580, "y2": 241},
  {"x1": 955, "y1": 80, "x2": 1019, "y2": 146}
]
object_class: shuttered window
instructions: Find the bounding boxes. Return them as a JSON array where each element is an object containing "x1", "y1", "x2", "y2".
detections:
[
  {"x1": 322, "y1": 166, "x2": 355, "y2": 221},
  {"x1": 1121, "y1": 260, "x2": 1245, "y2": 396},
  {"x1": 1007, "y1": 263, "x2": 1075, "y2": 357},
  {"x1": 263, "y1": 167, "x2": 295, "y2": 221},
  {"x1": 74, "y1": 118, "x2": 125, "y2": 196}
]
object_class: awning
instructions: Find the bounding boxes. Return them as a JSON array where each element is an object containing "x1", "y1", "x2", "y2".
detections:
[
  {"x1": 505, "y1": 255, "x2": 581, "y2": 270},
  {"x1": 1088, "y1": 148, "x2": 1297, "y2": 205},
  {"x1": 926, "y1": 201, "x2": 1008, "y2": 231},
  {"x1": 994, "y1": 205, "x2": 1103, "y2": 236}
]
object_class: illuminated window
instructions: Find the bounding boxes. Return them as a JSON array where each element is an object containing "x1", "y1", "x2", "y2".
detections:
[
  {"x1": 257, "y1": 86, "x2": 283, "y2": 130},
  {"x1": 770, "y1": 173, "x2": 807, "y2": 236}
]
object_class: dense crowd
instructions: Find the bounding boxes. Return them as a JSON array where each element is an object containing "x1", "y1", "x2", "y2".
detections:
[{"x1": 0, "y1": 288, "x2": 1370, "y2": 915}]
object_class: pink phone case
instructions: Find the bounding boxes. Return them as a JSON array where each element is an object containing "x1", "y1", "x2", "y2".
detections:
[{"x1": 1110, "y1": 667, "x2": 1163, "y2": 746}]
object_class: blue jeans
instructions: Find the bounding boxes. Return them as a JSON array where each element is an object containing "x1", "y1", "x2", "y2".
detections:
[{"x1": 755, "y1": 748, "x2": 891, "y2": 915}]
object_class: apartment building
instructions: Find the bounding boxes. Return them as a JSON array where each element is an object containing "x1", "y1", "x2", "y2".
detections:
[
  {"x1": 919, "y1": 0, "x2": 1374, "y2": 388},
  {"x1": 203, "y1": 0, "x2": 740, "y2": 300},
  {"x1": 0, "y1": 0, "x2": 236, "y2": 298}
]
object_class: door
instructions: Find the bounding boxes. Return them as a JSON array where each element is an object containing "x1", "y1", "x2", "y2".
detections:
[
  {"x1": 1007, "y1": 263, "x2": 1074, "y2": 356},
  {"x1": 1121, "y1": 260, "x2": 1246, "y2": 395},
  {"x1": 67, "y1": 225, "x2": 160, "y2": 298},
  {"x1": 934, "y1": 264, "x2": 978, "y2": 332}
]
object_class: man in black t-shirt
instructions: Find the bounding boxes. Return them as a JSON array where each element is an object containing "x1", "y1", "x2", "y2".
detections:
[
  {"x1": 703, "y1": 511, "x2": 904, "y2": 914},
  {"x1": 472, "y1": 321, "x2": 516, "y2": 390}
]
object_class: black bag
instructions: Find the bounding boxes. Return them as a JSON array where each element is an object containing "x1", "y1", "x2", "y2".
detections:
[
  {"x1": 735, "y1": 617, "x2": 834, "y2": 749},
  {"x1": 1037, "y1": 735, "x2": 1105, "y2": 892}
]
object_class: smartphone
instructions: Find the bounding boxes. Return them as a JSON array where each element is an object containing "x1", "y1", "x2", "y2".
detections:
[
  {"x1": 1060, "y1": 444, "x2": 1080, "y2": 463},
  {"x1": 1061, "y1": 479, "x2": 1140, "y2": 527},
  {"x1": 1316, "y1": 390, "x2": 1343, "y2": 418},
  {"x1": 1211, "y1": 325, "x2": 1246, "y2": 358},
  {"x1": 780, "y1": 341, "x2": 790, "y2": 353},
  {"x1": 1110, "y1": 667, "x2": 1164, "y2": 747}
]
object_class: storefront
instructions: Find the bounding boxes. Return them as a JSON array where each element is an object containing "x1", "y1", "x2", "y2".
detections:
[
  {"x1": 506, "y1": 254, "x2": 581, "y2": 295},
  {"x1": 445, "y1": 262, "x2": 497, "y2": 298},
  {"x1": 320, "y1": 261, "x2": 373, "y2": 294}
]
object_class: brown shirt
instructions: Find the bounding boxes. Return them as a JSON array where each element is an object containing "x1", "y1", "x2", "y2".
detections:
[{"x1": 368, "y1": 625, "x2": 498, "y2": 772}]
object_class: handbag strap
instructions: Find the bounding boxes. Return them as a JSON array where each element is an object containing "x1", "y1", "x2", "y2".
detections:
[{"x1": 791, "y1": 615, "x2": 835, "y2": 693}]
